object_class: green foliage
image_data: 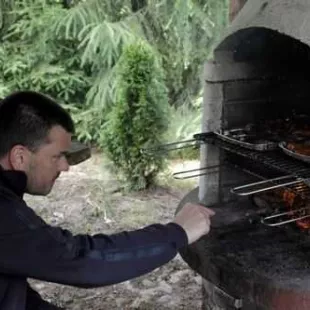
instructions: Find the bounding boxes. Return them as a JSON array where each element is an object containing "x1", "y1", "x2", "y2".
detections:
[
  {"x1": 54, "y1": 0, "x2": 141, "y2": 112},
  {"x1": 101, "y1": 42, "x2": 169, "y2": 190},
  {"x1": 0, "y1": 0, "x2": 229, "y2": 185},
  {"x1": 52, "y1": 0, "x2": 229, "y2": 141},
  {"x1": 140, "y1": 0, "x2": 229, "y2": 107},
  {"x1": 0, "y1": 0, "x2": 91, "y2": 133}
]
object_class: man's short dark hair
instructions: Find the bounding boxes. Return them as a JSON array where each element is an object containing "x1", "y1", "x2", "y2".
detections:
[{"x1": 0, "y1": 91, "x2": 75, "y2": 157}]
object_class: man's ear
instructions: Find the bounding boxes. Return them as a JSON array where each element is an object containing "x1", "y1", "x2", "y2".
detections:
[{"x1": 9, "y1": 145, "x2": 31, "y2": 171}]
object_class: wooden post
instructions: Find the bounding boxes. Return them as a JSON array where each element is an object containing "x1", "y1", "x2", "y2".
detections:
[{"x1": 229, "y1": 0, "x2": 248, "y2": 22}]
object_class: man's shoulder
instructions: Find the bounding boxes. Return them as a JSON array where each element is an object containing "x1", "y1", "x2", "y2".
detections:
[
  {"x1": 0, "y1": 184, "x2": 23, "y2": 202},
  {"x1": 0, "y1": 186, "x2": 46, "y2": 231}
]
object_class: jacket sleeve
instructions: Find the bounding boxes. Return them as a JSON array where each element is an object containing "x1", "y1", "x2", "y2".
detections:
[
  {"x1": 0, "y1": 199, "x2": 188, "y2": 288},
  {"x1": 26, "y1": 283, "x2": 64, "y2": 310}
]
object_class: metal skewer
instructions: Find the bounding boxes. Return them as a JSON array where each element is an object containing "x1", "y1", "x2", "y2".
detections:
[
  {"x1": 261, "y1": 206, "x2": 310, "y2": 227},
  {"x1": 173, "y1": 164, "x2": 223, "y2": 179},
  {"x1": 231, "y1": 175, "x2": 303, "y2": 196}
]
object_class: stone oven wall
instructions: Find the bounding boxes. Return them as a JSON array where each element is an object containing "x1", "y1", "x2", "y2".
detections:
[
  {"x1": 199, "y1": 0, "x2": 310, "y2": 206},
  {"x1": 181, "y1": 1, "x2": 310, "y2": 309},
  {"x1": 230, "y1": 0, "x2": 248, "y2": 22}
]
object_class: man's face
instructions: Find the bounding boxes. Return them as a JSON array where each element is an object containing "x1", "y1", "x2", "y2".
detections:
[{"x1": 25, "y1": 125, "x2": 72, "y2": 195}]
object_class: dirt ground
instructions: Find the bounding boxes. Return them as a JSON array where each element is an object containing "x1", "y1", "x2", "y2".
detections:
[{"x1": 25, "y1": 152, "x2": 203, "y2": 310}]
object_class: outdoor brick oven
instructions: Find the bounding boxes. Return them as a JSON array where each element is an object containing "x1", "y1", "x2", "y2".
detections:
[{"x1": 175, "y1": 0, "x2": 310, "y2": 309}]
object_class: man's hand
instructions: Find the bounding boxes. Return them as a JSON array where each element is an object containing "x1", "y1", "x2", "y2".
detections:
[{"x1": 173, "y1": 203, "x2": 215, "y2": 244}]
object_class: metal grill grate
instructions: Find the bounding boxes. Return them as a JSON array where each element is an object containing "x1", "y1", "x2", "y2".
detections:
[
  {"x1": 205, "y1": 133, "x2": 310, "y2": 199},
  {"x1": 204, "y1": 133, "x2": 310, "y2": 180},
  {"x1": 200, "y1": 133, "x2": 310, "y2": 227}
]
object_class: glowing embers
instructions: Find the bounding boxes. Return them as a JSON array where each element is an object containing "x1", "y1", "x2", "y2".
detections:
[
  {"x1": 254, "y1": 186, "x2": 310, "y2": 230},
  {"x1": 282, "y1": 188, "x2": 310, "y2": 230}
]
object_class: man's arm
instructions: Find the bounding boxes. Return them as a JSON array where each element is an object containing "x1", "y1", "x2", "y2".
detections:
[{"x1": 0, "y1": 200, "x2": 213, "y2": 288}]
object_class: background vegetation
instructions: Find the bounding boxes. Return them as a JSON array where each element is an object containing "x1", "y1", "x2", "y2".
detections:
[
  {"x1": 0, "y1": 0, "x2": 229, "y2": 188},
  {"x1": 102, "y1": 42, "x2": 169, "y2": 190}
]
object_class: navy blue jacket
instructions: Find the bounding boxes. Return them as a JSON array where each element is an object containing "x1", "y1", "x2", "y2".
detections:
[{"x1": 0, "y1": 169, "x2": 188, "y2": 309}]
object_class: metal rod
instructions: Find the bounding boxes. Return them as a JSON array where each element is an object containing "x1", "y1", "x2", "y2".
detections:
[
  {"x1": 173, "y1": 164, "x2": 223, "y2": 180},
  {"x1": 142, "y1": 132, "x2": 215, "y2": 154},
  {"x1": 231, "y1": 175, "x2": 301, "y2": 196},
  {"x1": 261, "y1": 206, "x2": 310, "y2": 227},
  {"x1": 208, "y1": 134, "x2": 310, "y2": 182},
  {"x1": 142, "y1": 138, "x2": 198, "y2": 154}
]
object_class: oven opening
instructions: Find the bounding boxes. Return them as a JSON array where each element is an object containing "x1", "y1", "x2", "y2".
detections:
[
  {"x1": 213, "y1": 114, "x2": 310, "y2": 231},
  {"x1": 196, "y1": 27, "x2": 310, "y2": 232}
]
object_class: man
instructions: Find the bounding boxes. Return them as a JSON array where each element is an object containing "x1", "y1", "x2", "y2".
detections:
[{"x1": 0, "y1": 91, "x2": 215, "y2": 309}]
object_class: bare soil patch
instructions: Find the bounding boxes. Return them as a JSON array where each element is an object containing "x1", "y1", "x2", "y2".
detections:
[{"x1": 25, "y1": 152, "x2": 202, "y2": 309}]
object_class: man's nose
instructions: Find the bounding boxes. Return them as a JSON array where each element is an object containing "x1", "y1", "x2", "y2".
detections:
[{"x1": 59, "y1": 157, "x2": 70, "y2": 172}]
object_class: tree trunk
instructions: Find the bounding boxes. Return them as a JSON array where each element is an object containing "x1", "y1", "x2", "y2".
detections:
[{"x1": 229, "y1": 0, "x2": 248, "y2": 22}]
